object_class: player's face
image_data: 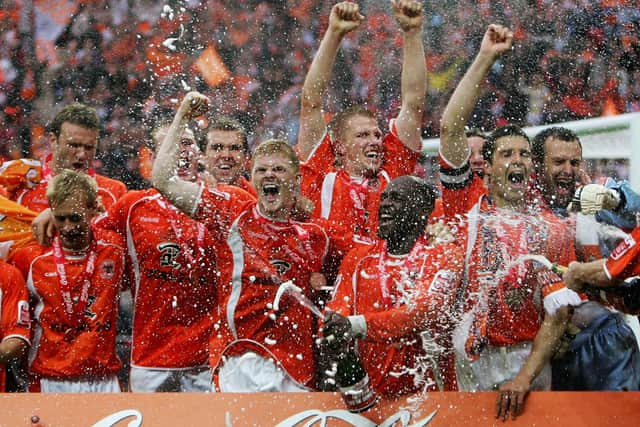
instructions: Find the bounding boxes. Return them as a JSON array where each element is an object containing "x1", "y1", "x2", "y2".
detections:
[
  {"x1": 488, "y1": 135, "x2": 532, "y2": 208},
  {"x1": 377, "y1": 178, "x2": 424, "y2": 242},
  {"x1": 540, "y1": 138, "x2": 582, "y2": 209},
  {"x1": 468, "y1": 136, "x2": 487, "y2": 178},
  {"x1": 205, "y1": 130, "x2": 247, "y2": 185},
  {"x1": 52, "y1": 191, "x2": 96, "y2": 251},
  {"x1": 251, "y1": 152, "x2": 299, "y2": 220},
  {"x1": 52, "y1": 122, "x2": 98, "y2": 173},
  {"x1": 340, "y1": 115, "x2": 383, "y2": 178},
  {"x1": 176, "y1": 128, "x2": 200, "y2": 182}
]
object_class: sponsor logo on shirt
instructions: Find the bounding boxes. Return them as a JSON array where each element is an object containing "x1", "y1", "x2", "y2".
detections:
[
  {"x1": 100, "y1": 259, "x2": 116, "y2": 279},
  {"x1": 270, "y1": 259, "x2": 291, "y2": 275},
  {"x1": 158, "y1": 242, "x2": 181, "y2": 268},
  {"x1": 610, "y1": 235, "x2": 636, "y2": 260},
  {"x1": 139, "y1": 216, "x2": 160, "y2": 223}
]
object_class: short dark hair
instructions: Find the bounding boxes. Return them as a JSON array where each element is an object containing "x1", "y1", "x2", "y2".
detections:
[
  {"x1": 206, "y1": 116, "x2": 249, "y2": 153},
  {"x1": 483, "y1": 124, "x2": 530, "y2": 163},
  {"x1": 465, "y1": 127, "x2": 487, "y2": 140},
  {"x1": 327, "y1": 106, "x2": 376, "y2": 143},
  {"x1": 531, "y1": 127, "x2": 581, "y2": 164},
  {"x1": 410, "y1": 176, "x2": 438, "y2": 215},
  {"x1": 49, "y1": 103, "x2": 100, "y2": 138}
]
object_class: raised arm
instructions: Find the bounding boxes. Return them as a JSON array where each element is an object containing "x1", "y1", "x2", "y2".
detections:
[
  {"x1": 151, "y1": 91, "x2": 209, "y2": 214},
  {"x1": 392, "y1": 0, "x2": 426, "y2": 152},
  {"x1": 440, "y1": 25, "x2": 512, "y2": 167},
  {"x1": 297, "y1": 2, "x2": 363, "y2": 162}
]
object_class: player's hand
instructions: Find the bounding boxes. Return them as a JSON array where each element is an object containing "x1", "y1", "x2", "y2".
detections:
[
  {"x1": 310, "y1": 272, "x2": 327, "y2": 291},
  {"x1": 570, "y1": 183, "x2": 621, "y2": 215},
  {"x1": 179, "y1": 91, "x2": 210, "y2": 120},
  {"x1": 32, "y1": 208, "x2": 56, "y2": 247},
  {"x1": 563, "y1": 261, "x2": 585, "y2": 292},
  {"x1": 479, "y1": 24, "x2": 513, "y2": 58},
  {"x1": 496, "y1": 377, "x2": 530, "y2": 421},
  {"x1": 322, "y1": 311, "x2": 354, "y2": 344},
  {"x1": 391, "y1": 0, "x2": 423, "y2": 33},
  {"x1": 329, "y1": 2, "x2": 364, "y2": 36},
  {"x1": 199, "y1": 170, "x2": 218, "y2": 187}
]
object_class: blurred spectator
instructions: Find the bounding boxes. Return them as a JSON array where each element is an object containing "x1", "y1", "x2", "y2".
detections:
[{"x1": 0, "y1": 0, "x2": 638, "y2": 182}]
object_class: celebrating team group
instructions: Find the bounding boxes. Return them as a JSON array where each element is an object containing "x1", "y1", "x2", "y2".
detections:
[{"x1": 1, "y1": 1, "x2": 640, "y2": 420}]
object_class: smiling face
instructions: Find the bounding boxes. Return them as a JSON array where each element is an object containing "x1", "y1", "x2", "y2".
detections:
[
  {"x1": 205, "y1": 129, "x2": 248, "y2": 185},
  {"x1": 338, "y1": 114, "x2": 384, "y2": 178},
  {"x1": 251, "y1": 152, "x2": 299, "y2": 220},
  {"x1": 377, "y1": 176, "x2": 434, "y2": 254},
  {"x1": 540, "y1": 137, "x2": 582, "y2": 209},
  {"x1": 488, "y1": 135, "x2": 533, "y2": 209},
  {"x1": 51, "y1": 122, "x2": 99, "y2": 173}
]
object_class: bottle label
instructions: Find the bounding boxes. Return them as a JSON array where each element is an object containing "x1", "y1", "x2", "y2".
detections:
[{"x1": 339, "y1": 374, "x2": 377, "y2": 413}]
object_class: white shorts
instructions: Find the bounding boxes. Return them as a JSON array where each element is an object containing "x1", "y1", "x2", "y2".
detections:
[
  {"x1": 38, "y1": 375, "x2": 120, "y2": 393},
  {"x1": 129, "y1": 366, "x2": 211, "y2": 392},
  {"x1": 217, "y1": 352, "x2": 308, "y2": 392},
  {"x1": 456, "y1": 341, "x2": 551, "y2": 391}
]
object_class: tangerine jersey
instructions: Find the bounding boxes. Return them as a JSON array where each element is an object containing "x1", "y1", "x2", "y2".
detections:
[
  {"x1": 327, "y1": 238, "x2": 463, "y2": 394},
  {"x1": 11, "y1": 229, "x2": 124, "y2": 379},
  {"x1": 299, "y1": 120, "x2": 420, "y2": 254},
  {"x1": 0, "y1": 261, "x2": 30, "y2": 391},
  {"x1": 438, "y1": 153, "x2": 575, "y2": 352},
  {"x1": 95, "y1": 188, "x2": 221, "y2": 369}
]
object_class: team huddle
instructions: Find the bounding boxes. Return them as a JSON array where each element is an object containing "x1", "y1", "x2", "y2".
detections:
[{"x1": 1, "y1": 1, "x2": 640, "y2": 421}]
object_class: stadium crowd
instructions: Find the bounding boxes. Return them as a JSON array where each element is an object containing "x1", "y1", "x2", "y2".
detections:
[
  {"x1": 1, "y1": 0, "x2": 640, "y2": 421},
  {"x1": 1, "y1": 0, "x2": 640, "y2": 184}
]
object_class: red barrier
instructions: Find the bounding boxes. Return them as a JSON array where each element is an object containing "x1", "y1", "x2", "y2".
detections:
[{"x1": 1, "y1": 392, "x2": 639, "y2": 426}]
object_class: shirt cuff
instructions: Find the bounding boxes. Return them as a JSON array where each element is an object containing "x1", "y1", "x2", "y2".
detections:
[{"x1": 348, "y1": 315, "x2": 367, "y2": 339}]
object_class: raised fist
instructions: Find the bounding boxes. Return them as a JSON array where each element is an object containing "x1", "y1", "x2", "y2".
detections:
[
  {"x1": 479, "y1": 24, "x2": 513, "y2": 58},
  {"x1": 329, "y1": 2, "x2": 364, "y2": 35},
  {"x1": 179, "y1": 91, "x2": 210, "y2": 120},
  {"x1": 391, "y1": 0, "x2": 423, "y2": 32}
]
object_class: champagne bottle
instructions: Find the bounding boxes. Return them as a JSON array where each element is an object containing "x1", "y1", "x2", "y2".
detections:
[{"x1": 334, "y1": 347, "x2": 377, "y2": 413}]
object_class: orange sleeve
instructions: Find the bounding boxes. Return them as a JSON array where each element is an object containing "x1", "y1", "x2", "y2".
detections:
[
  {"x1": 380, "y1": 121, "x2": 420, "y2": 179},
  {"x1": 9, "y1": 245, "x2": 41, "y2": 278},
  {"x1": 325, "y1": 248, "x2": 367, "y2": 317},
  {"x1": 605, "y1": 228, "x2": 640, "y2": 280},
  {"x1": 1, "y1": 262, "x2": 30, "y2": 343}
]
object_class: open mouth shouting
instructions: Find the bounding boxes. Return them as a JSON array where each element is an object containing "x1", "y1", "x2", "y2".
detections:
[
  {"x1": 262, "y1": 182, "x2": 280, "y2": 196},
  {"x1": 507, "y1": 170, "x2": 526, "y2": 188},
  {"x1": 554, "y1": 174, "x2": 575, "y2": 196},
  {"x1": 360, "y1": 145, "x2": 383, "y2": 174}
]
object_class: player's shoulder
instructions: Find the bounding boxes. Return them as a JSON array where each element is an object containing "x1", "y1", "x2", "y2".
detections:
[
  {"x1": 94, "y1": 227, "x2": 125, "y2": 251},
  {"x1": 11, "y1": 244, "x2": 50, "y2": 271},
  {"x1": 0, "y1": 259, "x2": 25, "y2": 284},
  {"x1": 95, "y1": 173, "x2": 127, "y2": 193},
  {"x1": 216, "y1": 183, "x2": 256, "y2": 203}
]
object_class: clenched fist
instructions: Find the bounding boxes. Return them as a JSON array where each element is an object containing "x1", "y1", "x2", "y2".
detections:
[
  {"x1": 179, "y1": 91, "x2": 210, "y2": 120},
  {"x1": 329, "y1": 2, "x2": 364, "y2": 36},
  {"x1": 391, "y1": 0, "x2": 423, "y2": 33}
]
